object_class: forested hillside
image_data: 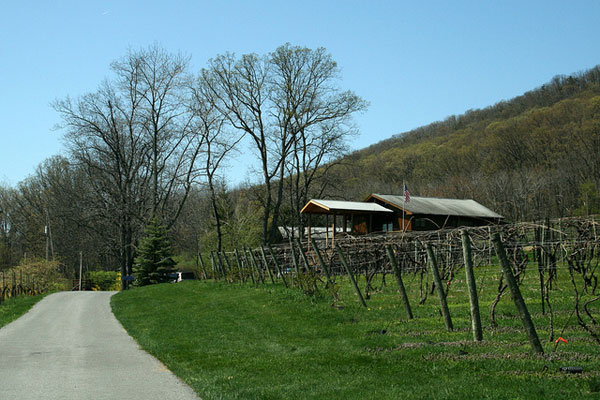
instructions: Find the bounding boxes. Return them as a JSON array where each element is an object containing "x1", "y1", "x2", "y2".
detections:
[{"x1": 324, "y1": 67, "x2": 600, "y2": 222}]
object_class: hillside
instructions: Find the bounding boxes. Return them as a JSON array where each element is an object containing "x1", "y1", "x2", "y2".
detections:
[{"x1": 328, "y1": 66, "x2": 600, "y2": 222}]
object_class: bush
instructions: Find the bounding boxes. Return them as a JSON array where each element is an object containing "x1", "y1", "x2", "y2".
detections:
[
  {"x1": 87, "y1": 270, "x2": 121, "y2": 291},
  {"x1": 4, "y1": 258, "x2": 70, "y2": 292}
]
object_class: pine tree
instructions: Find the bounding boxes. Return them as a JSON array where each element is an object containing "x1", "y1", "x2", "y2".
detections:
[{"x1": 133, "y1": 218, "x2": 176, "y2": 286}]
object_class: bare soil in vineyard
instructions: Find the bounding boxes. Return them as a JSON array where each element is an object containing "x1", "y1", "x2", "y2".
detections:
[{"x1": 111, "y1": 270, "x2": 600, "y2": 399}]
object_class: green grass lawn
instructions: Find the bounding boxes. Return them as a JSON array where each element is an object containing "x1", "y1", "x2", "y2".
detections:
[
  {"x1": 111, "y1": 268, "x2": 600, "y2": 399},
  {"x1": 0, "y1": 293, "x2": 48, "y2": 329}
]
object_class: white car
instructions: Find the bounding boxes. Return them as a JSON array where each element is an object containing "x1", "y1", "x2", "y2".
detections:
[{"x1": 169, "y1": 271, "x2": 196, "y2": 283}]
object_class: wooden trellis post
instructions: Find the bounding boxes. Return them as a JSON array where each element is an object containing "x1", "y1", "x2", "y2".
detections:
[
  {"x1": 296, "y1": 239, "x2": 311, "y2": 272},
  {"x1": 241, "y1": 248, "x2": 256, "y2": 285},
  {"x1": 386, "y1": 245, "x2": 413, "y2": 319},
  {"x1": 461, "y1": 230, "x2": 483, "y2": 341},
  {"x1": 335, "y1": 243, "x2": 367, "y2": 308},
  {"x1": 492, "y1": 233, "x2": 544, "y2": 354},
  {"x1": 426, "y1": 244, "x2": 453, "y2": 331},
  {"x1": 288, "y1": 238, "x2": 301, "y2": 283},
  {"x1": 311, "y1": 238, "x2": 332, "y2": 285},
  {"x1": 198, "y1": 253, "x2": 208, "y2": 280},
  {"x1": 233, "y1": 249, "x2": 245, "y2": 283},
  {"x1": 247, "y1": 248, "x2": 265, "y2": 284},
  {"x1": 259, "y1": 246, "x2": 276, "y2": 284},
  {"x1": 267, "y1": 245, "x2": 288, "y2": 288}
]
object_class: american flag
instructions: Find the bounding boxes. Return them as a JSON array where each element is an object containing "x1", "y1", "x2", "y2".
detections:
[{"x1": 404, "y1": 184, "x2": 410, "y2": 203}]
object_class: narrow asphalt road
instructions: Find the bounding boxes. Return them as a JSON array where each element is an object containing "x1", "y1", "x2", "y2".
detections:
[{"x1": 0, "y1": 292, "x2": 199, "y2": 400}]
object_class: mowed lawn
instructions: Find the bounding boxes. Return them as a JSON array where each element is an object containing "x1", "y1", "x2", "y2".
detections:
[
  {"x1": 111, "y1": 275, "x2": 600, "y2": 400},
  {"x1": 0, "y1": 293, "x2": 48, "y2": 329}
]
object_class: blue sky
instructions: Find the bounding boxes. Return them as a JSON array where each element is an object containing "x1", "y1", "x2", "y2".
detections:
[{"x1": 1, "y1": 0, "x2": 599, "y2": 186}]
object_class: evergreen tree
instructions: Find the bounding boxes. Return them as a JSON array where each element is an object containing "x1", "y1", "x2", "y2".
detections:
[{"x1": 133, "y1": 218, "x2": 176, "y2": 286}]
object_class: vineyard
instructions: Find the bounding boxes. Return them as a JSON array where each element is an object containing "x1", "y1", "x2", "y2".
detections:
[
  {"x1": 199, "y1": 216, "x2": 600, "y2": 351},
  {"x1": 0, "y1": 259, "x2": 65, "y2": 305}
]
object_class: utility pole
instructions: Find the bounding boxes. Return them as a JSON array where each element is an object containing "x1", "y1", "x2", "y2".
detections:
[
  {"x1": 45, "y1": 211, "x2": 49, "y2": 261},
  {"x1": 78, "y1": 251, "x2": 83, "y2": 291}
]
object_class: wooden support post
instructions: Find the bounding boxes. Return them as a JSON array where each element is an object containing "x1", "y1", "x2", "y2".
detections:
[
  {"x1": 222, "y1": 253, "x2": 233, "y2": 277},
  {"x1": 325, "y1": 214, "x2": 329, "y2": 247},
  {"x1": 343, "y1": 214, "x2": 347, "y2": 233},
  {"x1": 247, "y1": 248, "x2": 265, "y2": 284},
  {"x1": 311, "y1": 238, "x2": 332, "y2": 285},
  {"x1": 307, "y1": 214, "x2": 312, "y2": 251},
  {"x1": 332, "y1": 213, "x2": 336, "y2": 248},
  {"x1": 242, "y1": 247, "x2": 256, "y2": 285},
  {"x1": 234, "y1": 249, "x2": 245, "y2": 283},
  {"x1": 296, "y1": 239, "x2": 311, "y2": 272},
  {"x1": 461, "y1": 230, "x2": 483, "y2": 341},
  {"x1": 426, "y1": 244, "x2": 453, "y2": 331},
  {"x1": 267, "y1": 245, "x2": 288, "y2": 288},
  {"x1": 198, "y1": 253, "x2": 207, "y2": 280},
  {"x1": 79, "y1": 251, "x2": 83, "y2": 291},
  {"x1": 335, "y1": 243, "x2": 367, "y2": 308},
  {"x1": 260, "y1": 246, "x2": 276, "y2": 284},
  {"x1": 488, "y1": 226, "x2": 492, "y2": 264},
  {"x1": 289, "y1": 238, "x2": 301, "y2": 278},
  {"x1": 492, "y1": 233, "x2": 544, "y2": 354},
  {"x1": 386, "y1": 245, "x2": 413, "y2": 319},
  {"x1": 210, "y1": 252, "x2": 219, "y2": 280},
  {"x1": 217, "y1": 252, "x2": 227, "y2": 276}
]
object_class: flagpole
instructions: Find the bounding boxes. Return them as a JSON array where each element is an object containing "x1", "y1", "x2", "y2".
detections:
[{"x1": 402, "y1": 181, "x2": 405, "y2": 232}]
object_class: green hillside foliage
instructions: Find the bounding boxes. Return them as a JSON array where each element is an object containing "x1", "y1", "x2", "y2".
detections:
[{"x1": 325, "y1": 67, "x2": 600, "y2": 222}]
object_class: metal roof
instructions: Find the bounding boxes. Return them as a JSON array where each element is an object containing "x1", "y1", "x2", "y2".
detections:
[
  {"x1": 368, "y1": 194, "x2": 504, "y2": 219},
  {"x1": 301, "y1": 199, "x2": 393, "y2": 214}
]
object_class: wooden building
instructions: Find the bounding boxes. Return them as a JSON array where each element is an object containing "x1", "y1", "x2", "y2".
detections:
[
  {"x1": 301, "y1": 194, "x2": 503, "y2": 245},
  {"x1": 365, "y1": 194, "x2": 504, "y2": 231}
]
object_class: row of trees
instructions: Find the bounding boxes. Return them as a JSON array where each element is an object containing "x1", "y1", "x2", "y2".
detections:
[{"x1": 0, "y1": 44, "x2": 366, "y2": 285}]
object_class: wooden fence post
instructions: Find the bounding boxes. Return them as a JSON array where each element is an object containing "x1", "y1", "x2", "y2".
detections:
[
  {"x1": 217, "y1": 252, "x2": 227, "y2": 278},
  {"x1": 247, "y1": 248, "x2": 265, "y2": 284},
  {"x1": 426, "y1": 244, "x2": 453, "y2": 331},
  {"x1": 241, "y1": 248, "x2": 256, "y2": 285},
  {"x1": 335, "y1": 243, "x2": 367, "y2": 308},
  {"x1": 461, "y1": 230, "x2": 483, "y2": 341},
  {"x1": 386, "y1": 245, "x2": 413, "y2": 319},
  {"x1": 233, "y1": 249, "x2": 245, "y2": 283},
  {"x1": 259, "y1": 246, "x2": 276, "y2": 284},
  {"x1": 288, "y1": 239, "x2": 302, "y2": 289},
  {"x1": 12, "y1": 271, "x2": 17, "y2": 297},
  {"x1": 296, "y1": 239, "x2": 311, "y2": 272},
  {"x1": 210, "y1": 252, "x2": 219, "y2": 280},
  {"x1": 267, "y1": 245, "x2": 288, "y2": 288},
  {"x1": 311, "y1": 238, "x2": 332, "y2": 285},
  {"x1": 222, "y1": 253, "x2": 234, "y2": 281},
  {"x1": 492, "y1": 233, "x2": 544, "y2": 354},
  {"x1": 198, "y1": 253, "x2": 207, "y2": 280}
]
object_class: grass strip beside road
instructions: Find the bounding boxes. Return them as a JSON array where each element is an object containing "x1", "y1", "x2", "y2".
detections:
[
  {"x1": 111, "y1": 280, "x2": 599, "y2": 399},
  {"x1": 0, "y1": 293, "x2": 48, "y2": 329}
]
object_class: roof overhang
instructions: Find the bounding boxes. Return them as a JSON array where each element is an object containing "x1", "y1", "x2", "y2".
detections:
[
  {"x1": 301, "y1": 199, "x2": 393, "y2": 215},
  {"x1": 365, "y1": 194, "x2": 414, "y2": 215}
]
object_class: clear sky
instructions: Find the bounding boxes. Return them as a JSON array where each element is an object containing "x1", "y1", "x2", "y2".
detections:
[{"x1": 1, "y1": 0, "x2": 599, "y2": 187}]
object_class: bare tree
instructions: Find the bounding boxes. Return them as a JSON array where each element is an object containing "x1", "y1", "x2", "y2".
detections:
[
  {"x1": 189, "y1": 78, "x2": 242, "y2": 251},
  {"x1": 201, "y1": 44, "x2": 367, "y2": 243},
  {"x1": 54, "y1": 45, "x2": 204, "y2": 288}
]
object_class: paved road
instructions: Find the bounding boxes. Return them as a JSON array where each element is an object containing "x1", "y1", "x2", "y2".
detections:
[{"x1": 0, "y1": 292, "x2": 199, "y2": 400}]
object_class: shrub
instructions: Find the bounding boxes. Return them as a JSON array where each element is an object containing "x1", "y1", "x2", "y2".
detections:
[
  {"x1": 5, "y1": 258, "x2": 69, "y2": 292},
  {"x1": 88, "y1": 270, "x2": 121, "y2": 291}
]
